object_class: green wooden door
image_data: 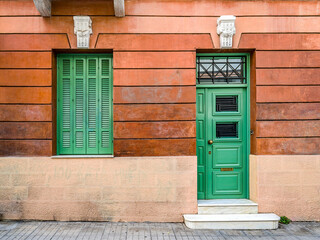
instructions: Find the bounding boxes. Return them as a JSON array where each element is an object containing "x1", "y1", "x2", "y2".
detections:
[
  {"x1": 57, "y1": 54, "x2": 113, "y2": 155},
  {"x1": 196, "y1": 53, "x2": 249, "y2": 199},
  {"x1": 197, "y1": 87, "x2": 248, "y2": 199}
]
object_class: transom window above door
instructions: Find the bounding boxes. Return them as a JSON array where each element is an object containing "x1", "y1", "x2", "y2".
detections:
[{"x1": 196, "y1": 56, "x2": 247, "y2": 85}]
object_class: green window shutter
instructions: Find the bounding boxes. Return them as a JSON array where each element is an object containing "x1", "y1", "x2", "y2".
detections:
[
  {"x1": 99, "y1": 57, "x2": 113, "y2": 154},
  {"x1": 58, "y1": 57, "x2": 74, "y2": 154},
  {"x1": 57, "y1": 54, "x2": 113, "y2": 155},
  {"x1": 74, "y1": 57, "x2": 86, "y2": 154},
  {"x1": 86, "y1": 57, "x2": 99, "y2": 154}
]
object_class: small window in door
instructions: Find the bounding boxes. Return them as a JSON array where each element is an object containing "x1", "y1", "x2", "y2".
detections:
[
  {"x1": 216, "y1": 122, "x2": 238, "y2": 138},
  {"x1": 216, "y1": 96, "x2": 238, "y2": 112}
]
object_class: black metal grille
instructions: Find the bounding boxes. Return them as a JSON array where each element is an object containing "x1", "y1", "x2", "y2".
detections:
[
  {"x1": 197, "y1": 56, "x2": 247, "y2": 84},
  {"x1": 216, "y1": 96, "x2": 238, "y2": 112},
  {"x1": 216, "y1": 123, "x2": 238, "y2": 138}
]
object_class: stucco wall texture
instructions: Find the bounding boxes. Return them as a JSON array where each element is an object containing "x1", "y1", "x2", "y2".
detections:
[
  {"x1": 250, "y1": 155, "x2": 320, "y2": 221},
  {"x1": 0, "y1": 156, "x2": 197, "y2": 222}
]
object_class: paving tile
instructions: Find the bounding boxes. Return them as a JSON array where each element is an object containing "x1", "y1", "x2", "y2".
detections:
[{"x1": 0, "y1": 221, "x2": 318, "y2": 240}]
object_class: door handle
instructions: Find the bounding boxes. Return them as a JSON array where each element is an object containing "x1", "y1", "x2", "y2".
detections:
[{"x1": 208, "y1": 140, "x2": 213, "y2": 145}]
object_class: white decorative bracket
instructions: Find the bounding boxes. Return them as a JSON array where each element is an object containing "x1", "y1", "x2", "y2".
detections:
[
  {"x1": 217, "y1": 15, "x2": 236, "y2": 49},
  {"x1": 73, "y1": 16, "x2": 93, "y2": 49}
]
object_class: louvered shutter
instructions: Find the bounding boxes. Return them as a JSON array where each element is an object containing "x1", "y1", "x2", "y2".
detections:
[
  {"x1": 58, "y1": 57, "x2": 74, "y2": 154},
  {"x1": 99, "y1": 57, "x2": 113, "y2": 153},
  {"x1": 73, "y1": 57, "x2": 86, "y2": 154},
  {"x1": 86, "y1": 57, "x2": 99, "y2": 154},
  {"x1": 57, "y1": 54, "x2": 113, "y2": 155}
]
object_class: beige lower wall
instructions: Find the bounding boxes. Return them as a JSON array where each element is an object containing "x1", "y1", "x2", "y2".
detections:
[
  {"x1": 0, "y1": 156, "x2": 197, "y2": 222},
  {"x1": 1, "y1": 155, "x2": 319, "y2": 222},
  {"x1": 250, "y1": 155, "x2": 320, "y2": 221}
]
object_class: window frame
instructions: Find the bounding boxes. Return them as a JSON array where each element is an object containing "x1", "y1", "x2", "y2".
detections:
[{"x1": 56, "y1": 53, "x2": 113, "y2": 156}]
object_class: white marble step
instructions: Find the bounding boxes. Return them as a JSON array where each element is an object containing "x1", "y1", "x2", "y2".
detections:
[
  {"x1": 198, "y1": 199, "x2": 258, "y2": 214},
  {"x1": 184, "y1": 213, "x2": 280, "y2": 230}
]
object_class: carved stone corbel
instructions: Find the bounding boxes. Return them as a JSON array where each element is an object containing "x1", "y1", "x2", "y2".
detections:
[
  {"x1": 73, "y1": 16, "x2": 93, "y2": 49},
  {"x1": 217, "y1": 15, "x2": 236, "y2": 49}
]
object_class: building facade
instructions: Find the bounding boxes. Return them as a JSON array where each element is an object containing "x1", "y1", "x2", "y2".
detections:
[{"x1": 0, "y1": 0, "x2": 319, "y2": 222}]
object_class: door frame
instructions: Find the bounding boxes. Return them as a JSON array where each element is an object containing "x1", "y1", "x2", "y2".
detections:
[{"x1": 196, "y1": 52, "x2": 251, "y2": 199}]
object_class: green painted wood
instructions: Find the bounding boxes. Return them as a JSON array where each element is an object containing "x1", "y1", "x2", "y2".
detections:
[
  {"x1": 196, "y1": 53, "x2": 250, "y2": 199},
  {"x1": 74, "y1": 57, "x2": 86, "y2": 154},
  {"x1": 99, "y1": 58, "x2": 113, "y2": 154},
  {"x1": 57, "y1": 54, "x2": 113, "y2": 155},
  {"x1": 87, "y1": 57, "x2": 99, "y2": 154},
  {"x1": 57, "y1": 57, "x2": 74, "y2": 154},
  {"x1": 196, "y1": 88, "x2": 206, "y2": 199}
]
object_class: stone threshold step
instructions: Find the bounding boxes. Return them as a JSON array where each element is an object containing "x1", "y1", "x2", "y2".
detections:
[
  {"x1": 198, "y1": 199, "x2": 258, "y2": 214},
  {"x1": 198, "y1": 199, "x2": 258, "y2": 207},
  {"x1": 184, "y1": 213, "x2": 280, "y2": 230}
]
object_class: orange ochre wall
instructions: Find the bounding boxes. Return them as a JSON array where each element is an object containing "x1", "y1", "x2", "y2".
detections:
[{"x1": 0, "y1": 0, "x2": 319, "y2": 221}]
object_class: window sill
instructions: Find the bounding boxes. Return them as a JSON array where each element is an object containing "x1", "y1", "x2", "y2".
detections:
[{"x1": 51, "y1": 155, "x2": 114, "y2": 159}]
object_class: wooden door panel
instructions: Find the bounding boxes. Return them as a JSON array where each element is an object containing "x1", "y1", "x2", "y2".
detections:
[{"x1": 197, "y1": 87, "x2": 248, "y2": 199}]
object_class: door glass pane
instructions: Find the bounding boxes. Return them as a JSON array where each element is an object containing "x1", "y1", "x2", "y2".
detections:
[
  {"x1": 216, "y1": 96, "x2": 238, "y2": 112},
  {"x1": 216, "y1": 122, "x2": 238, "y2": 138}
]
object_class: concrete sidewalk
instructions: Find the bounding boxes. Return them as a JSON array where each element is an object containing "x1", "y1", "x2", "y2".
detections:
[{"x1": 0, "y1": 221, "x2": 319, "y2": 240}]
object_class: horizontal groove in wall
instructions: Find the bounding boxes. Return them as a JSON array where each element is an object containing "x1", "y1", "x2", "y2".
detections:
[
  {"x1": 241, "y1": 32, "x2": 320, "y2": 34},
  {"x1": 256, "y1": 102, "x2": 320, "y2": 104},
  {"x1": 257, "y1": 101, "x2": 320, "y2": 104},
  {"x1": 256, "y1": 67, "x2": 320, "y2": 69},
  {"x1": 114, "y1": 50, "x2": 196, "y2": 52},
  {"x1": 0, "y1": 15, "x2": 42, "y2": 18},
  {"x1": 255, "y1": 49, "x2": 320, "y2": 51},
  {"x1": 30, "y1": 15, "x2": 320, "y2": 18},
  {"x1": 0, "y1": 121, "x2": 52, "y2": 123},
  {"x1": 258, "y1": 47, "x2": 320, "y2": 49},
  {"x1": 0, "y1": 103, "x2": 52, "y2": 105},
  {"x1": 113, "y1": 68, "x2": 196, "y2": 70},
  {"x1": 0, "y1": 138, "x2": 52, "y2": 141},
  {"x1": 0, "y1": 86, "x2": 52, "y2": 87},
  {"x1": 52, "y1": 15, "x2": 114, "y2": 17},
  {"x1": 2, "y1": 120, "x2": 317, "y2": 123},
  {"x1": 114, "y1": 120, "x2": 195, "y2": 123},
  {"x1": 257, "y1": 102, "x2": 320, "y2": 104},
  {"x1": 98, "y1": 33, "x2": 211, "y2": 35},
  {"x1": 0, "y1": 139, "x2": 51, "y2": 141},
  {"x1": 113, "y1": 85, "x2": 196, "y2": 88},
  {"x1": 0, "y1": 68, "x2": 52, "y2": 70},
  {"x1": 114, "y1": 137, "x2": 196, "y2": 140},
  {"x1": 114, "y1": 102, "x2": 196, "y2": 105},
  {"x1": 0, "y1": 33, "x2": 68, "y2": 35},
  {"x1": 0, "y1": 86, "x2": 52, "y2": 88},
  {"x1": 0, "y1": 50, "x2": 52, "y2": 52},
  {"x1": 113, "y1": 85, "x2": 196, "y2": 87},
  {"x1": 113, "y1": 50, "x2": 196, "y2": 52},
  {"x1": 256, "y1": 84, "x2": 320, "y2": 87},
  {"x1": 256, "y1": 49, "x2": 320, "y2": 52},
  {"x1": 256, "y1": 136, "x2": 320, "y2": 139},
  {"x1": 256, "y1": 119, "x2": 320, "y2": 122},
  {"x1": 113, "y1": 68, "x2": 195, "y2": 70}
]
